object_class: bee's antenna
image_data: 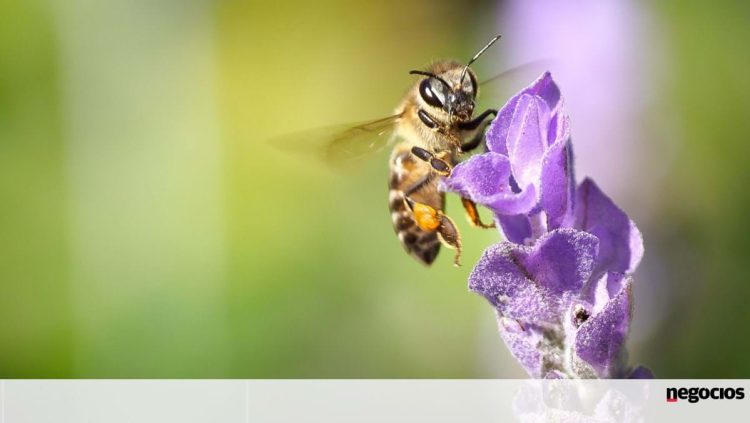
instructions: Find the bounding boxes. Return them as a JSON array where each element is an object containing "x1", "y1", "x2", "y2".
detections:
[
  {"x1": 459, "y1": 34, "x2": 502, "y2": 85},
  {"x1": 409, "y1": 70, "x2": 452, "y2": 92}
]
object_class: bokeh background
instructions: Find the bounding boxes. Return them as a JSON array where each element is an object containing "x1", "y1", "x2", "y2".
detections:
[{"x1": 1, "y1": 0, "x2": 749, "y2": 378}]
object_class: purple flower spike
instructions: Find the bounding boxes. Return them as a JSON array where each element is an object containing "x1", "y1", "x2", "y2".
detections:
[
  {"x1": 452, "y1": 72, "x2": 650, "y2": 378},
  {"x1": 442, "y1": 72, "x2": 574, "y2": 241}
]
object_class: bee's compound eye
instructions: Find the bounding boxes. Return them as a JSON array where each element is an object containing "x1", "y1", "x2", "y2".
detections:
[
  {"x1": 419, "y1": 78, "x2": 443, "y2": 108},
  {"x1": 468, "y1": 72, "x2": 478, "y2": 97}
]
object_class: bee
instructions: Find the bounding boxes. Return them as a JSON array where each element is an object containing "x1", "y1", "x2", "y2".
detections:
[{"x1": 275, "y1": 35, "x2": 510, "y2": 267}]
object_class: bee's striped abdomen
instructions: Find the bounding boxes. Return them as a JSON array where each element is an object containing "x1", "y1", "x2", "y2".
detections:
[{"x1": 388, "y1": 143, "x2": 444, "y2": 265}]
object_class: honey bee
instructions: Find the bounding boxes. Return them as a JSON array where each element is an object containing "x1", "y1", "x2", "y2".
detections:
[{"x1": 275, "y1": 35, "x2": 512, "y2": 267}]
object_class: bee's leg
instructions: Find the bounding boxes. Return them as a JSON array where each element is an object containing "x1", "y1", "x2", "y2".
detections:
[
  {"x1": 458, "y1": 109, "x2": 497, "y2": 131},
  {"x1": 436, "y1": 213, "x2": 461, "y2": 267},
  {"x1": 459, "y1": 130, "x2": 487, "y2": 153},
  {"x1": 410, "y1": 146, "x2": 452, "y2": 176},
  {"x1": 458, "y1": 109, "x2": 497, "y2": 152},
  {"x1": 403, "y1": 197, "x2": 462, "y2": 267},
  {"x1": 461, "y1": 198, "x2": 495, "y2": 228}
]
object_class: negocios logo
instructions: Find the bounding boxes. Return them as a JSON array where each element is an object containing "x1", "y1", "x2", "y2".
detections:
[{"x1": 666, "y1": 387, "x2": 745, "y2": 403}]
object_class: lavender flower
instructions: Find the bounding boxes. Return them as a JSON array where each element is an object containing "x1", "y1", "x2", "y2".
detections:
[{"x1": 443, "y1": 73, "x2": 649, "y2": 379}]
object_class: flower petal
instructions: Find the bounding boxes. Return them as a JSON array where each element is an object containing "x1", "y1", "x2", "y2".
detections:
[
  {"x1": 468, "y1": 229, "x2": 598, "y2": 323},
  {"x1": 441, "y1": 152, "x2": 511, "y2": 198},
  {"x1": 548, "y1": 108, "x2": 571, "y2": 148},
  {"x1": 486, "y1": 184, "x2": 538, "y2": 216},
  {"x1": 532, "y1": 72, "x2": 562, "y2": 113},
  {"x1": 590, "y1": 272, "x2": 628, "y2": 315},
  {"x1": 497, "y1": 315, "x2": 546, "y2": 378},
  {"x1": 441, "y1": 152, "x2": 538, "y2": 216},
  {"x1": 571, "y1": 179, "x2": 644, "y2": 277},
  {"x1": 540, "y1": 138, "x2": 575, "y2": 230},
  {"x1": 507, "y1": 94, "x2": 550, "y2": 189},
  {"x1": 574, "y1": 276, "x2": 633, "y2": 378},
  {"x1": 523, "y1": 228, "x2": 598, "y2": 296},
  {"x1": 486, "y1": 72, "x2": 561, "y2": 154},
  {"x1": 469, "y1": 243, "x2": 558, "y2": 323},
  {"x1": 497, "y1": 214, "x2": 532, "y2": 244}
]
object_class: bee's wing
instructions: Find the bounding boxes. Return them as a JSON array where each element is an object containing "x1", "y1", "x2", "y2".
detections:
[
  {"x1": 476, "y1": 59, "x2": 555, "y2": 105},
  {"x1": 269, "y1": 113, "x2": 402, "y2": 167}
]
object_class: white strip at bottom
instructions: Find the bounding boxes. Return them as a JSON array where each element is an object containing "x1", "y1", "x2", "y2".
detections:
[{"x1": 1, "y1": 380, "x2": 748, "y2": 422}]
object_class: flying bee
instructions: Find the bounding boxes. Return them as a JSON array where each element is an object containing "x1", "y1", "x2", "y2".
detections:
[
  {"x1": 275, "y1": 35, "x2": 520, "y2": 267},
  {"x1": 385, "y1": 35, "x2": 505, "y2": 267}
]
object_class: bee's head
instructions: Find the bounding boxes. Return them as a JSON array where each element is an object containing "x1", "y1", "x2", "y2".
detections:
[
  {"x1": 410, "y1": 34, "x2": 502, "y2": 124},
  {"x1": 445, "y1": 69, "x2": 477, "y2": 121},
  {"x1": 411, "y1": 68, "x2": 477, "y2": 122}
]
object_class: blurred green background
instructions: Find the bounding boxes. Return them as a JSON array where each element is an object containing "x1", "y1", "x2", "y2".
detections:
[{"x1": 0, "y1": 0, "x2": 748, "y2": 378}]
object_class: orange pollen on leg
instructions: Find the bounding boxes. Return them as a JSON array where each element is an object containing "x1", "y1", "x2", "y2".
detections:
[{"x1": 412, "y1": 203, "x2": 441, "y2": 231}]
